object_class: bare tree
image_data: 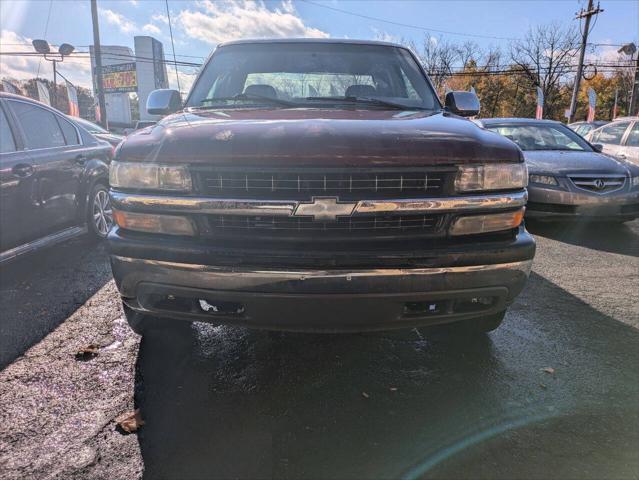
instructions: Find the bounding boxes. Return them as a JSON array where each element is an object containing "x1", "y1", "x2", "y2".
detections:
[{"x1": 509, "y1": 23, "x2": 579, "y2": 117}]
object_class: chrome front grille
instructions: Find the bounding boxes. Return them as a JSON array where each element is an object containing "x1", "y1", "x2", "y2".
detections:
[
  {"x1": 196, "y1": 169, "x2": 450, "y2": 199},
  {"x1": 569, "y1": 175, "x2": 626, "y2": 194},
  {"x1": 205, "y1": 213, "x2": 443, "y2": 238}
]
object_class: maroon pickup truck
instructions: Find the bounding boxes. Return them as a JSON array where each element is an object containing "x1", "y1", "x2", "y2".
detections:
[{"x1": 108, "y1": 39, "x2": 534, "y2": 337}]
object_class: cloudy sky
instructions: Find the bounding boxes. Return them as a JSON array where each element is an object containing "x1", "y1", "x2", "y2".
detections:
[{"x1": 1, "y1": 0, "x2": 638, "y2": 92}]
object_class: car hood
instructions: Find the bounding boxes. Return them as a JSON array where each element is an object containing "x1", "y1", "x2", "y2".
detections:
[
  {"x1": 116, "y1": 108, "x2": 521, "y2": 167},
  {"x1": 523, "y1": 150, "x2": 631, "y2": 176}
]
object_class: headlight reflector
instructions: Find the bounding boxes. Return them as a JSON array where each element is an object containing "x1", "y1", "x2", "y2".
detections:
[
  {"x1": 449, "y1": 209, "x2": 525, "y2": 236},
  {"x1": 455, "y1": 164, "x2": 527, "y2": 192},
  {"x1": 112, "y1": 209, "x2": 195, "y2": 236},
  {"x1": 529, "y1": 174, "x2": 559, "y2": 186},
  {"x1": 110, "y1": 161, "x2": 192, "y2": 191},
  {"x1": 632, "y1": 176, "x2": 639, "y2": 188}
]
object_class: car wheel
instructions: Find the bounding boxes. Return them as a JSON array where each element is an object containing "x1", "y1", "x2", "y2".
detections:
[
  {"x1": 122, "y1": 303, "x2": 193, "y2": 337},
  {"x1": 88, "y1": 183, "x2": 113, "y2": 239}
]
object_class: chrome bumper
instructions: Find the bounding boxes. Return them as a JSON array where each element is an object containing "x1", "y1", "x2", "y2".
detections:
[
  {"x1": 110, "y1": 191, "x2": 528, "y2": 217},
  {"x1": 111, "y1": 256, "x2": 533, "y2": 331}
]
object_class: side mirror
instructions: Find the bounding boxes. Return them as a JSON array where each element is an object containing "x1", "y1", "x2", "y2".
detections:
[
  {"x1": 592, "y1": 143, "x2": 604, "y2": 153},
  {"x1": 147, "y1": 89, "x2": 182, "y2": 116},
  {"x1": 445, "y1": 91, "x2": 480, "y2": 117}
]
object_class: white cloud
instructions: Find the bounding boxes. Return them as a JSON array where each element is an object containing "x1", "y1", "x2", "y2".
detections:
[
  {"x1": 371, "y1": 28, "x2": 399, "y2": 44},
  {"x1": 177, "y1": 0, "x2": 328, "y2": 45},
  {"x1": 151, "y1": 13, "x2": 169, "y2": 25},
  {"x1": 167, "y1": 68, "x2": 198, "y2": 95},
  {"x1": 99, "y1": 8, "x2": 138, "y2": 34},
  {"x1": 143, "y1": 23, "x2": 161, "y2": 35},
  {"x1": 0, "y1": 30, "x2": 92, "y2": 89},
  {"x1": 129, "y1": 0, "x2": 139, "y2": 6}
]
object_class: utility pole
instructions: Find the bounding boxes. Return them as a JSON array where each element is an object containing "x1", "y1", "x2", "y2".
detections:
[
  {"x1": 90, "y1": 0, "x2": 108, "y2": 128},
  {"x1": 630, "y1": 53, "x2": 639, "y2": 116},
  {"x1": 568, "y1": 0, "x2": 603, "y2": 123}
]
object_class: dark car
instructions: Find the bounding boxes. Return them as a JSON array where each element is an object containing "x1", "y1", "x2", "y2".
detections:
[
  {"x1": 477, "y1": 118, "x2": 639, "y2": 222},
  {"x1": 567, "y1": 120, "x2": 608, "y2": 137},
  {"x1": 67, "y1": 115, "x2": 124, "y2": 148},
  {"x1": 108, "y1": 39, "x2": 535, "y2": 337},
  {"x1": 0, "y1": 93, "x2": 113, "y2": 263}
]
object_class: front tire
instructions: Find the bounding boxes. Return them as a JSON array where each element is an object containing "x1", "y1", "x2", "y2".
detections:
[{"x1": 87, "y1": 182, "x2": 113, "y2": 239}]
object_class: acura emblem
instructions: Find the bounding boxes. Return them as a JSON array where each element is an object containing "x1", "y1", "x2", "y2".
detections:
[
  {"x1": 293, "y1": 197, "x2": 357, "y2": 221},
  {"x1": 594, "y1": 179, "x2": 606, "y2": 190}
]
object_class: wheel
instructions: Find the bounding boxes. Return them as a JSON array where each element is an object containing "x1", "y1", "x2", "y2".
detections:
[
  {"x1": 122, "y1": 303, "x2": 194, "y2": 337},
  {"x1": 87, "y1": 182, "x2": 113, "y2": 239},
  {"x1": 431, "y1": 310, "x2": 506, "y2": 336}
]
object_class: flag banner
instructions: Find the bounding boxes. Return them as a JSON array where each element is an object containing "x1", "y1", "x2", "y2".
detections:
[
  {"x1": 66, "y1": 81, "x2": 80, "y2": 117},
  {"x1": 470, "y1": 86, "x2": 476, "y2": 94},
  {"x1": 95, "y1": 103, "x2": 101, "y2": 123},
  {"x1": 587, "y1": 87, "x2": 597, "y2": 122},
  {"x1": 36, "y1": 80, "x2": 51, "y2": 106},
  {"x1": 1, "y1": 80, "x2": 19, "y2": 95},
  {"x1": 535, "y1": 87, "x2": 544, "y2": 120}
]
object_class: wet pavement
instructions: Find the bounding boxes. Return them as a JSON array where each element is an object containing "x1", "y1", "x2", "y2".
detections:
[
  {"x1": 135, "y1": 221, "x2": 639, "y2": 480},
  {"x1": 0, "y1": 220, "x2": 638, "y2": 479}
]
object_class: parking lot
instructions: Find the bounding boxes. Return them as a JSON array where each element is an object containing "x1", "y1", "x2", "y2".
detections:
[{"x1": 0, "y1": 220, "x2": 638, "y2": 479}]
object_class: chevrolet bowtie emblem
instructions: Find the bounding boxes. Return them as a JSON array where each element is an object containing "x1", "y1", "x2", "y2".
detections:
[{"x1": 293, "y1": 197, "x2": 357, "y2": 222}]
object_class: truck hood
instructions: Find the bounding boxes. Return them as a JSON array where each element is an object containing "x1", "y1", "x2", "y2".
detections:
[
  {"x1": 116, "y1": 108, "x2": 521, "y2": 167},
  {"x1": 523, "y1": 150, "x2": 631, "y2": 176}
]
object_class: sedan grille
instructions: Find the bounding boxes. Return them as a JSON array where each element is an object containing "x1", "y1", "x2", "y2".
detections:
[
  {"x1": 569, "y1": 175, "x2": 626, "y2": 194},
  {"x1": 195, "y1": 168, "x2": 450, "y2": 200}
]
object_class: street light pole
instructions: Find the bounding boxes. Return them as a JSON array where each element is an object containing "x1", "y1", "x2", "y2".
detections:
[{"x1": 91, "y1": 0, "x2": 108, "y2": 129}]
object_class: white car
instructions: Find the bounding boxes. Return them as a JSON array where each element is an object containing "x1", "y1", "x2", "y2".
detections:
[{"x1": 586, "y1": 117, "x2": 639, "y2": 165}]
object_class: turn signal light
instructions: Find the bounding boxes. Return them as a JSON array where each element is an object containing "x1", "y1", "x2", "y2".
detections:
[
  {"x1": 113, "y1": 209, "x2": 196, "y2": 236},
  {"x1": 449, "y1": 208, "x2": 525, "y2": 236}
]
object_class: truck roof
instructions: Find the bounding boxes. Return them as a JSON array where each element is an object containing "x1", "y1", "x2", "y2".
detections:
[{"x1": 217, "y1": 38, "x2": 406, "y2": 49}]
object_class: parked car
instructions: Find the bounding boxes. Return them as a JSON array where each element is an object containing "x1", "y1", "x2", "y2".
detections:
[
  {"x1": 585, "y1": 117, "x2": 639, "y2": 164},
  {"x1": 0, "y1": 93, "x2": 113, "y2": 263},
  {"x1": 108, "y1": 39, "x2": 535, "y2": 337},
  {"x1": 476, "y1": 118, "x2": 639, "y2": 222},
  {"x1": 67, "y1": 115, "x2": 124, "y2": 148},
  {"x1": 567, "y1": 120, "x2": 608, "y2": 137}
]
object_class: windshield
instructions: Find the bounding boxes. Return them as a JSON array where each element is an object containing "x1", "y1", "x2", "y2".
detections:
[
  {"x1": 486, "y1": 124, "x2": 592, "y2": 151},
  {"x1": 187, "y1": 43, "x2": 439, "y2": 110},
  {"x1": 71, "y1": 116, "x2": 109, "y2": 134}
]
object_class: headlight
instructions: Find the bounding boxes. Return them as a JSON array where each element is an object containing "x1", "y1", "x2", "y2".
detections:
[
  {"x1": 109, "y1": 161, "x2": 192, "y2": 191},
  {"x1": 529, "y1": 174, "x2": 559, "y2": 186},
  {"x1": 632, "y1": 176, "x2": 639, "y2": 188},
  {"x1": 455, "y1": 164, "x2": 527, "y2": 192}
]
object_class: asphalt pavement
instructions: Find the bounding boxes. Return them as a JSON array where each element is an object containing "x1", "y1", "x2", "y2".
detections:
[{"x1": 1, "y1": 220, "x2": 638, "y2": 479}]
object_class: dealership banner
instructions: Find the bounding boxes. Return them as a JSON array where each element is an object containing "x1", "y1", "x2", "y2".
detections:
[
  {"x1": 66, "y1": 81, "x2": 80, "y2": 117},
  {"x1": 535, "y1": 87, "x2": 544, "y2": 119},
  {"x1": 587, "y1": 87, "x2": 597, "y2": 122},
  {"x1": 99, "y1": 62, "x2": 138, "y2": 93},
  {"x1": 36, "y1": 80, "x2": 51, "y2": 106}
]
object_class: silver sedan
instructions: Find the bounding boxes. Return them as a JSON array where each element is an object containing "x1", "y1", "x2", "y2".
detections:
[{"x1": 476, "y1": 118, "x2": 639, "y2": 223}]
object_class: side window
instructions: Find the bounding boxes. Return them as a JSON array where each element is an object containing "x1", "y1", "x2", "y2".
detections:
[
  {"x1": 596, "y1": 122, "x2": 630, "y2": 145},
  {"x1": 0, "y1": 106, "x2": 16, "y2": 153},
  {"x1": 625, "y1": 123, "x2": 639, "y2": 147},
  {"x1": 57, "y1": 116, "x2": 80, "y2": 145},
  {"x1": 8, "y1": 100, "x2": 66, "y2": 149}
]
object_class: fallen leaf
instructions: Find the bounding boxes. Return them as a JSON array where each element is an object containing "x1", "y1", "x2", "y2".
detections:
[
  {"x1": 362, "y1": 392, "x2": 370, "y2": 399},
  {"x1": 116, "y1": 409, "x2": 144, "y2": 433},
  {"x1": 389, "y1": 387, "x2": 398, "y2": 392},
  {"x1": 541, "y1": 367, "x2": 555, "y2": 374},
  {"x1": 74, "y1": 345, "x2": 99, "y2": 361},
  {"x1": 539, "y1": 383, "x2": 547, "y2": 389}
]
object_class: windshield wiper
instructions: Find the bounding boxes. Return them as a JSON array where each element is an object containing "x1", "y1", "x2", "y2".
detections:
[
  {"x1": 305, "y1": 96, "x2": 425, "y2": 110},
  {"x1": 198, "y1": 94, "x2": 298, "y2": 108}
]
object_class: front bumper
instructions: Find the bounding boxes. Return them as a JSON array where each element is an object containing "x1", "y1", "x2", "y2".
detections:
[
  {"x1": 110, "y1": 228, "x2": 535, "y2": 332},
  {"x1": 527, "y1": 184, "x2": 639, "y2": 220}
]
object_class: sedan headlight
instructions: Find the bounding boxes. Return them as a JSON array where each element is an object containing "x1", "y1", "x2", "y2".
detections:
[
  {"x1": 110, "y1": 161, "x2": 192, "y2": 191},
  {"x1": 455, "y1": 163, "x2": 527, "y2": 192},
  {"x1": 632, "y1": 176, "x2": 639, "y2": 188},
  {"x1": 529, "y1": 174, "x2": 559, "y2": 186}
]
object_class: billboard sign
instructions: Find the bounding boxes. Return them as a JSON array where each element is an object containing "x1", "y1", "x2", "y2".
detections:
[{"x1": 100, "y1": 62, "x2": 138, "y2": 93}]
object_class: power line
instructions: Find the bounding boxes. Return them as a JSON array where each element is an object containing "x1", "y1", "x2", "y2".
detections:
[{"x1": 165, "y1": 0, "x2": 181, "y2": 92}]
